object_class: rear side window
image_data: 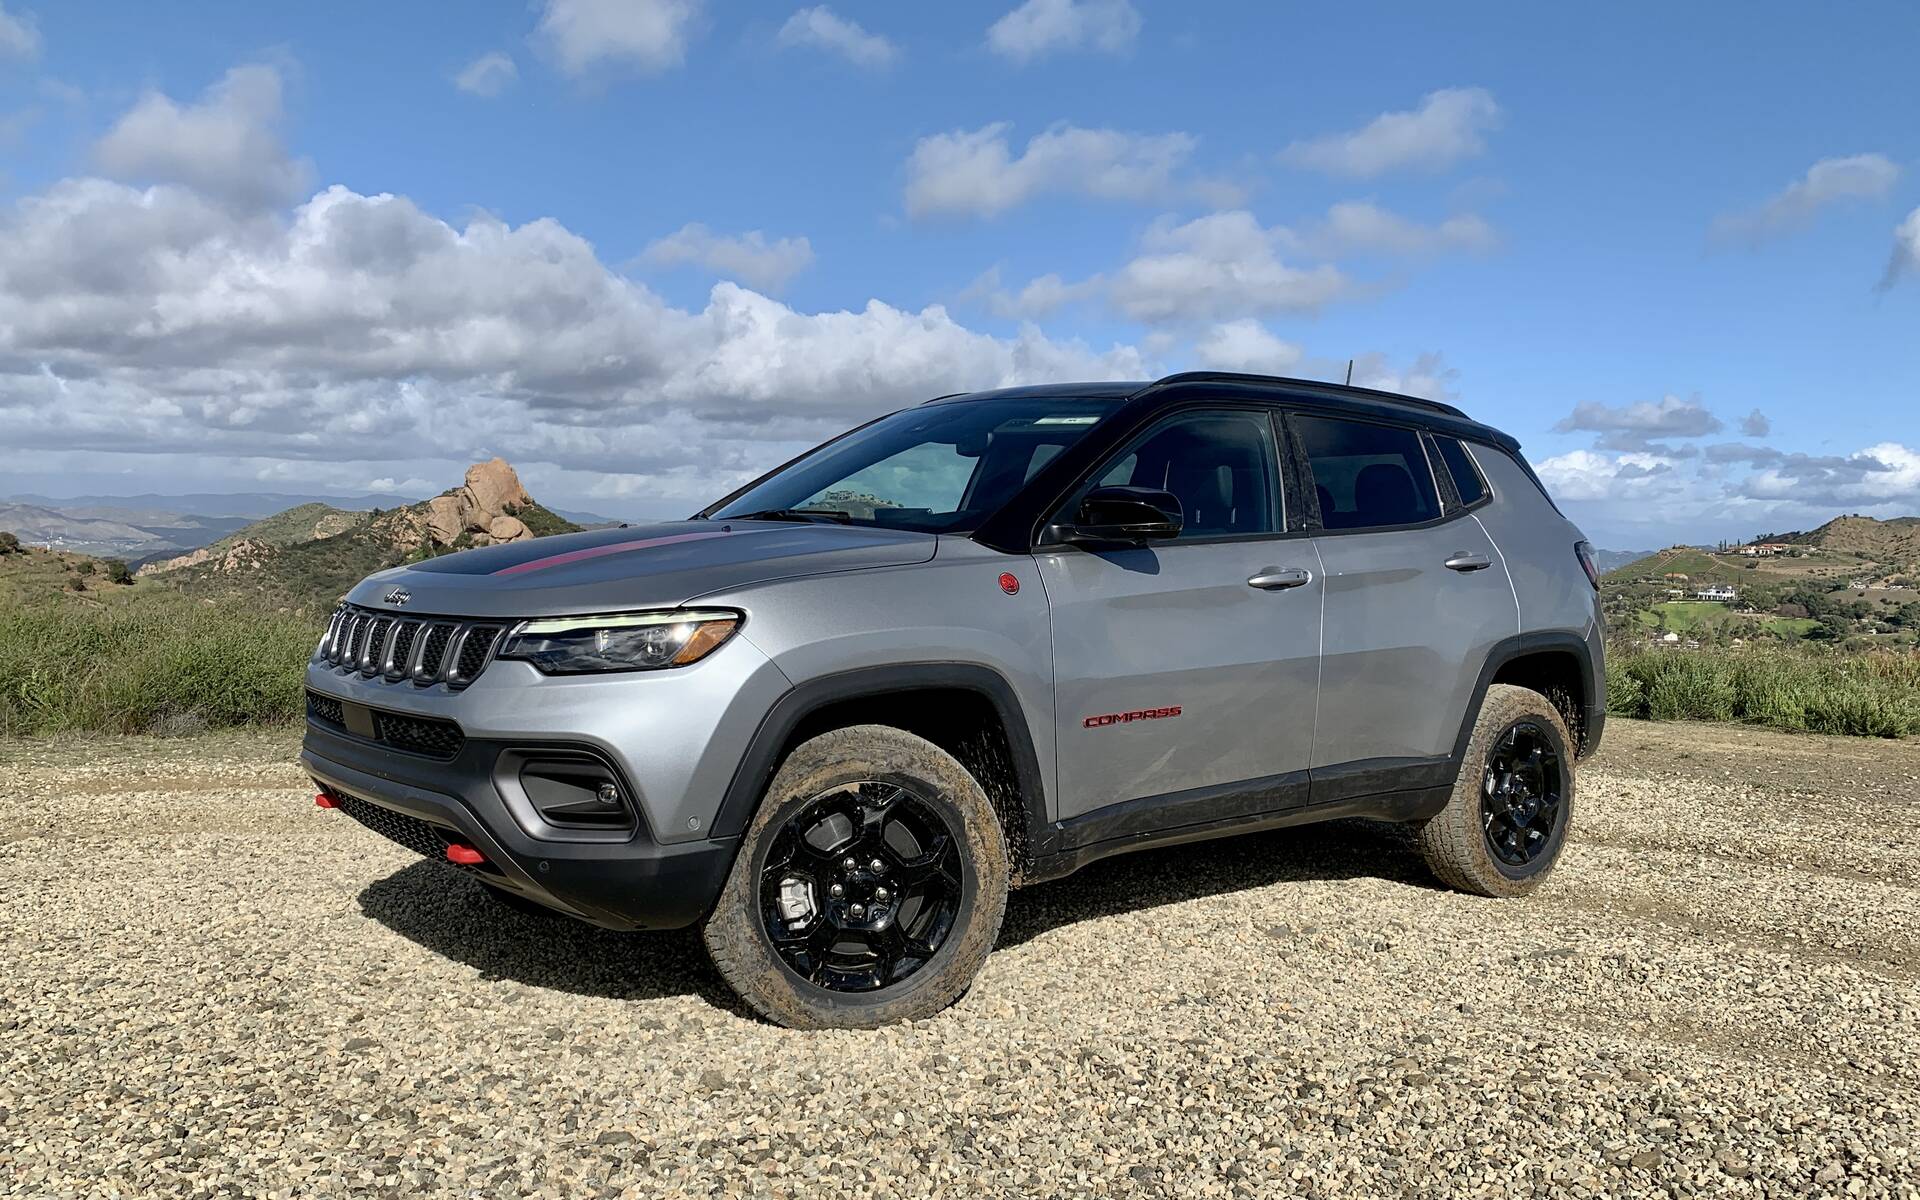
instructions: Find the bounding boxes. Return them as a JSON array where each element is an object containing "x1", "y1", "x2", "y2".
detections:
[
  {"x1": 1431, "y1": 436, "x2": 1488, "y2": 506},
  {"x1": 1293, "y1": 414, "x2": 1440, "y2": 531}
]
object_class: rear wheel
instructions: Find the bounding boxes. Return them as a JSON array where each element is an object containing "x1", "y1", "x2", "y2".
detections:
[
  {"x1": 702, "y1": 725, "x2": 1009, "y2": 1029},
  {"x1": 1418, "y1": 683, "x2": 1574, "y2": 897}
]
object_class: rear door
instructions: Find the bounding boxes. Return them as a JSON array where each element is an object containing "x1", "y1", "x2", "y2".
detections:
[
  {"x1": 1036, "y1": 407, "x2": 1323, "y2": 826},
  {"x1": 1289, "y1": 412, "x2": 1518, "y2": 799}
]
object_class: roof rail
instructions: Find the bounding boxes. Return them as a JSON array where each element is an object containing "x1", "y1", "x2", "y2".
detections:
[{"x1": 1135, "y1": 371, "x2": 1468, "y2": 420}]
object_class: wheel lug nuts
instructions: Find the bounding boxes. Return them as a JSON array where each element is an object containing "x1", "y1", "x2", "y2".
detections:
[
  {"x1": 829, "y1": 883, "x2": 844, "y2": 898},
  {"x1": 874, "y1": 888, "x2": 890, "y2": 902},
  {"x1": 870, "y1": 858, "x2": 885, "y2": 873},
  {"x1": 849, "y1": 903, "x2": 866, "y2": 918},
  {"x1": 842, "y1": 857, "x2": 858, "y2": 871}
]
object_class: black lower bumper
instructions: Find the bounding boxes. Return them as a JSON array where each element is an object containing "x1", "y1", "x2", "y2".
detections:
[{"x1": 302, "y1": 722, "x2": 736, "y2": 931}]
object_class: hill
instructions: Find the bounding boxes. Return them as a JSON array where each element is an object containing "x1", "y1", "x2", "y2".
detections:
[
  {"x1": 141, "y1": 503, "x2": 370, "y2": 576},
  {"x1": 1759, "y1": 515, "x2": 1920, "y2": 561},
  {"x1": 160, "y1": 459, "x2": 580, "y2": 613},
  {"x1": 0, "y1": 501, "x2": 252, "y2": 560}
]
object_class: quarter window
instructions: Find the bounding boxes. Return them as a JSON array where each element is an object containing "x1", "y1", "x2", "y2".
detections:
[
  {"x1": 1294, "y1": 414, "x2": 1440, "y2": 530},
  {"x1": 1431, "y1": 436, "x2": 1488, "y2": 506},
  {"x1": 1072, "y1": 410, "x2": 1282, "y2": 538}
]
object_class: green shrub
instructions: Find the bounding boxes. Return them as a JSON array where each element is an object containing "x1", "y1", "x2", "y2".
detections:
[
  {"x1": 0, "y1": 531, "x2": 19, "y2": 554},
  {"x1": 103, "y1": 559, "x2": 133, "y2": 585},
  {"x1": 0, "y1": 600, "x2": 321, "y2": 735},
  {"x1": 1606, "y1": 644, "x2": 1920, "y2": 738}
]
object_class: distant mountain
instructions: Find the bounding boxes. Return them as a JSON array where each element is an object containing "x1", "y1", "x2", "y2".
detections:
[
  {"x1": 1590, "y1": 548, "x2": 1656, "y2": 575},
  {"x1": 0, "y1": 501, "x2": 252, "y2": 560},
  {"x1": 5, "y1": 490, "x2": 420, "y2": 519},
  {"x1": 1756, "y1": 515, "x2": 1920, "y2": 560},
  {"x1": 548, "y1": 505, "x2": 626, "y2": 527},
  {"x1": 159, "y1": 459, "x2": 580, "y2": 613}
]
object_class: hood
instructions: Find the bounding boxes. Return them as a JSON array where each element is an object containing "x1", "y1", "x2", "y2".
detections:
[{"x1": 343, "y1": 520, "x2": 936, "y2": 619}]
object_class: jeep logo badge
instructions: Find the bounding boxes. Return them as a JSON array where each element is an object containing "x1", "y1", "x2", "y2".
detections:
[{"x1": 383, "y1": 587, "x2": 412, "y2": 607}]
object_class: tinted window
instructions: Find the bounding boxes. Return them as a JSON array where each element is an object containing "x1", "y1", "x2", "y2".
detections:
[
  {"x1": 1432, "y1": 436, "x2": 1487, "y2": 506},
  {"x1": 1294, "y1": 415, "x2": 1439, "y2": 530},
  {"x1": 1074, "y1": 410, "x2": 1281, "y2": 538}
]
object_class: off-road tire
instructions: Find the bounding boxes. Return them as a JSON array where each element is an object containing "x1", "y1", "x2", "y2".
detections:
[
  {"x1": 702, "y1": 724, "x2": 1010, "y2": 1029},
  {"x1": 1418, "y1": 683, "x2": 1575, "y2": 897}
]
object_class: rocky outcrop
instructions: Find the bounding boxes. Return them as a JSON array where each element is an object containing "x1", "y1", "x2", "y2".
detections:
[
  {"x1": 381, "y1": 459, "x2": 540, "y2": 552},
  {"x1": 139, "y1": 538, "x2": 273, "y2": 577}
]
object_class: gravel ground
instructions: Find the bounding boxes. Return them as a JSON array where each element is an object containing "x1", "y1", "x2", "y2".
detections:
[{"x1": 3, "y1": 720, "x2": 1918, "y2": 1198}]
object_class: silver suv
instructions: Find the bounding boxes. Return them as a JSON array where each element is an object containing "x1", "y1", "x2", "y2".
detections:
[{"x1": 303, "y1": 371, "x2": 1604, "y2": 1028}]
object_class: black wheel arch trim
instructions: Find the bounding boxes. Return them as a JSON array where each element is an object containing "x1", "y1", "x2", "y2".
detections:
[
  {"x1": 1449, "y1": 631, "x2": 1602, "y2": 769},
  {"x1": 708, "y1": 662, "x2": 1051, "y2": 863}
]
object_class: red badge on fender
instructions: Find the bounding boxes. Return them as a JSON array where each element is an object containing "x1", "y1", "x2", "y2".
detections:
[{"x1": 998, "y1": 572, "x2": 1020, "y2": 595}]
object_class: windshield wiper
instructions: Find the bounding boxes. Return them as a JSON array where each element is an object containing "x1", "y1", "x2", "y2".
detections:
[{"x1": 726, "y1": 508, "x2": 855, "y2": 524}]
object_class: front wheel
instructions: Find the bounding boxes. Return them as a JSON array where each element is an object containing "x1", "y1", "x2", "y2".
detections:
[
  {"x1": 702, "y1": 725, "x2": 1009, "y2": 1029},
  {"x1": 1418, "y1": 683, "x2": 1575, "y2": 897}
]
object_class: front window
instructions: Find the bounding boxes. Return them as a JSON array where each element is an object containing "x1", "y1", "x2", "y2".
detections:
[{"x1": 706, "y1": 397, "x2": 1123, "y2": 533}]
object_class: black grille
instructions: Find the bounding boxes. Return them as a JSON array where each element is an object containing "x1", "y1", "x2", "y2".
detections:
[
  {"x1": 306, "y1": 691, "x2": 345, "y2": 726},
  {"x1": 372, "y1": 711, "x2": 465, "y2": 758},
  {"x1": 329, "y1": 791, "x2": 492, "y2": 874},
  {"x1": 317, "y1": 604, "x2": 504, "y2": 689}
]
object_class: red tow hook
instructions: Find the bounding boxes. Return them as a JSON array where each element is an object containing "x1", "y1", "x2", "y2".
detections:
[
  {"x1": 445, "y1": 843, "x2": 485, "y2": 866},
  {"x1": 314, "y1": 792, "x2": 337, "y2": 809}
]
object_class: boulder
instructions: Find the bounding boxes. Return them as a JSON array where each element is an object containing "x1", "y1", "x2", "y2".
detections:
[
  {"x1": 425, "y1": 495, "x2": 466, "y2": 544},
  {"x1": 488, "y1": 515, "x2": 531, "y2": 543},
  {"x1": 464, "y1": 458, "x2": 532, "y2": 517}
]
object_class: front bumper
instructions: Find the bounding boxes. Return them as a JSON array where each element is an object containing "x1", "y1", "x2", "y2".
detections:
[{"x1": 303, "y1": 720, "x2": 736, "y2": 930}]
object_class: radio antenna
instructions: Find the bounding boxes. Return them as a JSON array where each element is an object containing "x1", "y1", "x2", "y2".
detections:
[{"x1": 1344, "y1": 359, "x2": 1354, "y2": 385}]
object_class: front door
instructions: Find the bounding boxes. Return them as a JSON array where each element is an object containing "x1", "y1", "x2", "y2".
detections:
[{"x1": 1036, "y1": 408, "x2": 1323, "y2": 828}]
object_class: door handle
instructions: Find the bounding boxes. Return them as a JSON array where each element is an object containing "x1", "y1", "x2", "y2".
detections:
[
  {"x1": 1247, "y1": 567, "x2": 1313, "y2": 590},
  {"x1": 1444, "y1": 552, "x2": 1492, "y2": 572}
]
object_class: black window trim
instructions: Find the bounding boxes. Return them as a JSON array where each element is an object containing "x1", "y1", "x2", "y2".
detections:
[
  {"x1": 1034, "y1": 399, "x2": 1308, "y2": 550},
  {"x1": 1284, "y1": 408, "x2": 1475, "y2": 538},
  {"x1": 1426, "y1": 431, "x2": 1494, "y2": 517}
]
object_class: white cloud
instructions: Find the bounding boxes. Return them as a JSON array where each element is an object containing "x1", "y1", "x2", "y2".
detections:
[
  {"x1": 0, "y1": 2, "x2": 38, "y2": 60},
  {"x1": 91, "y1": 65, "x2": 310, "y2": 211},
  {"x1": 1739, "y1": 409, "x2": 1770, "y2": 438},
  {"x1": 1282, "y1": 87, "x2": 1500, "y2": 178},
  {"x1": 1108, "y1": 211, "x2": 1358, "y2": 323},
  {"x1": 778, "y1": 6, "x2": 898, "y2": 69},
  {"x1": 1282, "y1": 201, "x2": 1496, "y2": 258},
  {"x1": 641, "y1": 223, "x2": 815, "y2": 293},
  {"x1": 1192, "y1": 320, "x2": 1303, "y2": 375},
  {"x1": 986, "y1": 0, "x2": 1139, "y2": 63},
  {"x1": 1535, "y1": 450, "x2": 1682, "y2": 503},
  {"x1": 533, "y1": 0, "x2": 700, "y2": 77},
  {"x1": 1344, "y1": 351, "x2": 1456, "y2": 401},
  {"x1": 455, "y1": 51, "x2": 519, "y2": 97},
  {"x1": 1554, "y1": 394, "x2": 1724, "y2": 452},
  {"x1": 905, "y1": 121, "x2": 1195, "y2": 219},
  {"x1": 1712, "y1": 154, "x2": 1900, "y2": 243},
  {"x1": 1881, "y1": 205, "x2": 1920, "y2": 289}
]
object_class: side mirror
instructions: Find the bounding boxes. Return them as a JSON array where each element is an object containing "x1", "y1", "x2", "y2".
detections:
[{"x1": 1050, "y1": 485, "x2": 1183, "y2": 545}]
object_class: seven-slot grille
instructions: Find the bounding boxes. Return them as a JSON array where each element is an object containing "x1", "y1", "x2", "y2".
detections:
[{"x1": 318, "y1": 603, "x2": 506, "y2": 689}]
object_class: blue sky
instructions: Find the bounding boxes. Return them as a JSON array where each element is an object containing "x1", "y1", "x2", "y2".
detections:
[{"x1": 1, "y1": 0, "x2": 1916, "y2": 547}]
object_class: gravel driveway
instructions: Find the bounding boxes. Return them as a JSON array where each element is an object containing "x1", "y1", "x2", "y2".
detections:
[{"x1": 4, "y1": 720, "x2": 1918, "y2": 1198}]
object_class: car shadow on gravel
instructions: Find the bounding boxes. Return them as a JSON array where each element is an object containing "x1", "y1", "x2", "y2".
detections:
[
  {"x1": 357, "y1": 862, "x2": 745, "y2": 1010},
  {"x1": 999, "y1": 818, "x2": 1438, "y2": 949}
]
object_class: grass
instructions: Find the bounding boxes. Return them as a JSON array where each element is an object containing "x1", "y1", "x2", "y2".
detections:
[
  {"x1": 1607, "y1": 645, "x2": 1920, "y2": 738},
  {"x1": 0, "y1": 599, "x2": 321, "y2": 736}
]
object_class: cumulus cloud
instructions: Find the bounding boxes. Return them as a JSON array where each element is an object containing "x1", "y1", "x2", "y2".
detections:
[
  {"x1": 1553, "y1": 394, "x2": 1724, "y2": 452},
  {"x1": 1345, "y1": 351, "x2": 1457, "y2": 401},
  {"x1": 454, "y1": 51, "x2": 518, "y2": 97},
  {"x1": 1535, "y1": 450, "x2": 1682, "y2": 503},
  {"x1": 1881, "y1": 206, "x2": 1920, "y2": 290},
  {"x1": 1192, "y1": 320, "x2": 1303, "y2": 375},
  {"x1": 986, "y1": 0, "x2": 1139, "y2": 63},
  {"x1": 1738, "y1": 443, "x2": 1920, "y2": 509},
  {"x1": 91, "y1": 65, "x2": 310, "y2": 211},
  {"x1": 1108, "y1": 211, "x2": 1358, "y2": 323},
  {"x1": 905, "y1": 121, "x2": 1196, "y2": 219},
  {"x1": 533, "y1": 0, "x2": 700, "y2": 77},
  {"x1": 1281, "y1": 201, "x2": 1496, "y2": 258},
  {"x1": 778, "y1": 6, "x2": 898, "y2": 68},
  {"x1": 640, "y1": 223, "x2": 815, "y2": 293},
  {"x1": 1739, "y1": 409, "x2": 1770, "y2": 437},
  {"x1": 1282, "y1": 88, "x2": 1500, "y2": 178},
  {"x1": 0, "y1": 1, "x2": 38, "y2": 59},
  {"x1": 1711, "y1": 154, "x2": 1900, "y2": 243}
]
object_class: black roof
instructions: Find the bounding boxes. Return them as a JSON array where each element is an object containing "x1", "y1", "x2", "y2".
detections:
[{"x1": 926, "y1": 371, "x2": 1511, "y2": 449}]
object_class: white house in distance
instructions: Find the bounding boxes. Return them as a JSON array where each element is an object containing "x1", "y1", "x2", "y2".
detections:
[
  {"x1": 1738, "y1": 542, "x2": 1793, "y2": 557},
  {"x1": 1695, "y1": 585, "x2": 1738, "y2": 602}
]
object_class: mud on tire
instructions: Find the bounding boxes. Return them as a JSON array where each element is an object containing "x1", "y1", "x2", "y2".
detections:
[
  {"x1": 702, "y1": 724, "x2": 1010, "y2": 1029},
  {"x1": 1418, "y1": 683, "x2": 1575, "y2": 898}
]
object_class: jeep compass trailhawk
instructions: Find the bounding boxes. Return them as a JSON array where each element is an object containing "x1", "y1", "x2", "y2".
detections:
[{"x1": 303, "y1": 372, "x2": 1604, "y2": 1028}]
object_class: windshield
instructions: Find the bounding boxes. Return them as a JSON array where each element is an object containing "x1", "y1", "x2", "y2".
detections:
[{"x1": 706, "y1": 397, "x2": 1125, "y2": 533}]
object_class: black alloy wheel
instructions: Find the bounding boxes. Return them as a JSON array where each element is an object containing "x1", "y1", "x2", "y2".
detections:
[
  {"x1": 757, "y1": 781, "x2": 964, "y2": 993},
  {"x1": 1481, "y1": 720, "x2": 1565, "y2": 868}
]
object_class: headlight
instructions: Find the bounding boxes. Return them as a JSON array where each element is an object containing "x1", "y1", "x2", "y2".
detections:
[{"x1": 496, "y1": 609, "x2": 741, "y2": 674}]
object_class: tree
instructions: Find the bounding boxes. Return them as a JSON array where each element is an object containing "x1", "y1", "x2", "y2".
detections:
[
  {"x1": 103, "y1": 559, "x2": 133, "y2": 585},
  {"x1": 0, "y1": 530, "x2": 18, "y2": 554}
]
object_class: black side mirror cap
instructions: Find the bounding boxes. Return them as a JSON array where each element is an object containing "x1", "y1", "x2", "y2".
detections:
[{"x1": 1049, "y1": 485, "x2": 1184, "y2": 545}]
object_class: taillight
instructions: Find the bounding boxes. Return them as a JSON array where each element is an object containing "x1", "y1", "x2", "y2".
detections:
[{"x1": 1574, "y1": 541, "x2": 1600, "y2": 590}]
